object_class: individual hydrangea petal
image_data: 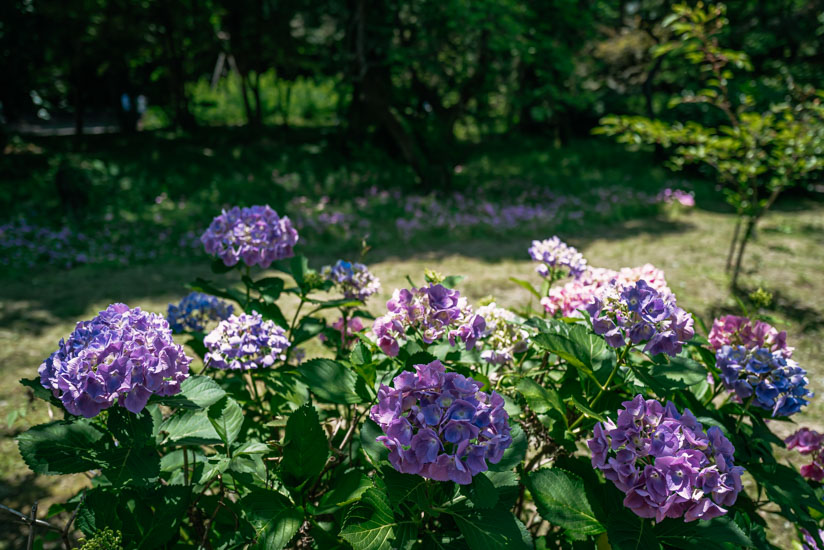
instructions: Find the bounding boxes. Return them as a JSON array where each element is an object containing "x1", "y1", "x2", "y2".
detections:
[
  {"x1": 588, "y1": 395, "x2": 743, "y2": 522},
  {"x1": 321, "y1": 260, "x2": 381, "y2": 302},
  {"x1": 201, "y1": 205, "x2": 298, "y2": 268},
  {"x1": 203, "y1": 311, "x2": 290, "y2": 370},
  {"x1": 166, "y1": 292, "x2": 233, "y2": 333},
  {"x1": 369, "y1": 360, "x2": 510, "y2": 485},
  {"x1": 371, "y1": 284, "x2": 485, "y2": 357},
  {"x1": 38, "y1": 303, "x2": 191, "y2": 418}
]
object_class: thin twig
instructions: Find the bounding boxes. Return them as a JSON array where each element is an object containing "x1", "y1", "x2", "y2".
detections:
[{"x1": 26, "y1": 501, "x2": 38, "y2": 550}]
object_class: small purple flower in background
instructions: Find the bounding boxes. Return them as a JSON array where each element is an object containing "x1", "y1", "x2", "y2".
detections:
[
  {"x1": 476, "y1": 302, "x2": 530, "y2": 365},
  {"x1": 588, "y1": 395, "x2": 744, "y2": 522},
  {"x1": 370, "y1": 360, "x2": 511, "y2": 484},
  {"x1": 801, "y1": 528, "x2": 824, "y2": 550},
  {"x1": 785, "y1": 428, "x2": 824, "y2": 481},
  {"x1": 321, "y1": 260, "x2": 381, "y2": 302},
  {"x1": 203, "y1": 311, "x2": 290, "y2": 370},
  {"x1": 166, "y1": 292, "x2": 234, "y2": 333},
  {"x1": 715, "y1": 345, "x2": 812, "y2": 417},
  {"x1": 38, "y1": 304, "x2": 191, "y2": 418},
  {"x1": 372, "y1": 284, "x2": 485, "y2": 357},
  {"x1": 528, "y1": 236, "x2": 587, "y2": 279},
  {"x1": 201, "y1": 205, "x2": 298, "y2": 268},
  {"x1": 586, "y1": 279, "x2": 693, "y2": 357},
  {"x1": 708, "y1": 315, "x2": 791, "y2": 356},
  {"x1": 656, "y1": 188, "x2": 696, "y2": 208}
]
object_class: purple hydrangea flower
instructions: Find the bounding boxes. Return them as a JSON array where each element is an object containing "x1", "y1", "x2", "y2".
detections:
[
  {"x1": 370, "y1": 360, "x2": 511, "y2": 484},
  {"x1": 716, "y1": 345, "x2": 812, "y2": 417},
  {"x1": 201, "y1": 205, "x2": 298, "y2": 268},
  {"x1": 588, "y1": 395, "x2": 744, "y2": 523},
  {"x1": 203, "y1": 311, "x2": 290, "y2": 370},
  {"x1": 38, "y1": 304, "x2": 191, "y2": 418},
  {"x1": 528, "y1": 236, "x2": 587, "y2": 279},
  {"x1": 785, "y1": 428, "x2": 824, "y2": 482},
  {"x1": 586, "y1": 279, "x2": 694, "y2": 357},
  {"x1": 802, "y1": 528, "x2": 824, "y2": 550},
  {"x1": 166, "y1": 292, "x2": 234, "y2": 333},
  {"x1": 372, "y1": 284, "x2": 485, "y2": 357},
  {"x1": 321, "y1": 260, "x2": 381, "y2": 302}
]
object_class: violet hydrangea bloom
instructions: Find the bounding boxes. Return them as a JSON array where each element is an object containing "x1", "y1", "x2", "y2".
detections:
[
  {"x1": 370, "y1": 360, "x2": 511, "y2": 484},
  {"x1": 166, "y1": 291, "x2": 234, "y2": 333},
  {"x1": 708, "y1": 315, "x2": 791, "y2": 356},
  {"x1": 204, "y1": 311, "x2": 290, "y2": 370},
  {"x1": 372, "y1": 284, "x2": 485, "y2": 357},
  {"x1": 201, "y1": 205, "x2": 298, "y2": 268},
  {"x1": 586, "y1": 279, "x2": 694, "y2": 357},
  {"x1": 716, "y1": 345, "x2": 812, "y2": 417},
  {"x1": 38, "y1": 303, "x2": 191, "y2": 418},
  {"x1": 801, "y1": 529, "x2": 824, "y2": 550},
  {"x1": 785, "y1": 428, "x2": 824, "y2": 481},
  {"x1": 321, "y1": 260, "x2": 381, "y2": 302},
  {"x1": 476, "y1": 302, "x2": 529, "y2": 365},
  {"x1": 588, "y1": 395, "x2": 744, "y2": 522},
  {"x1": 528, "y1": 236, "x2": 587, "y2": 279}
]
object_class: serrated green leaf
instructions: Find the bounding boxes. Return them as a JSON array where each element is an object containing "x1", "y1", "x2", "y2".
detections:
[
  {"x1": 208, "y1": 396, "x2": 244, "y2": 446},
  {"x1": 361, "y1": 419, "x2": 389, "y2": 465},
  {"x1": 351, "y1": 342, "x2": 373, "y2": 366},
  {"x1": 526, "y1": 468, "x2": 605, "y2": 535},
  {"x1": 107, "y1": 407, "x2": 154, "y2": 445},
  {"x1": 449, "y1": 503, "x2": 533, "y2": 549},
  {"x1": 654, "y1": 516, "x2": 752, "y2": 549},
  {"x1": 316, "y1": 470, "x2": 372, "y2": 514},
  {"x1": 341, "y1": 487, "x2": 417, "y2": 550},
  {"x1": 17, "y1": 419, "x2": 108, "y2": 475},
  {"x1": 103, "y1": 444, "x2": 161, "y2": 487},
  {"x1": 281, "y1": 404, "x2": 328, "y2": 486},
  {"x1": 180, "y1": 375, "x2": 227, "y2": 408},
  {"x1": 459, "y1": 471, "x2": 499, "y2": 509},
  {"x1": 516, "y1": 378, "x2": 564, "y2": 418},
  {"x1": 161, "y1": 409, "x2": 222, "y2": 445},
  {"x1": 241, "y1": 490, "x2": 303, "y2": 550},
  {"x1": 533, "y1": 323, "x2": 612, "y2": 376},
  {"x1": 298, "y1": 358, "x2": 366, "y2": 404}
]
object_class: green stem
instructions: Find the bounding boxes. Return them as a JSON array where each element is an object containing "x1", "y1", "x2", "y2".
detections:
[
  {"x1": 244, "y1": 265, "x2": 252, "y2": 309},
  {"x1": 569, "y1": 345, "x2": 630, "y2": 430},
  {"x1": 735, "y1": 395, "x2": 754, "y2": 431},
  {"x1": 288, "y1": 296, "x2": 306, "y2": 341}
]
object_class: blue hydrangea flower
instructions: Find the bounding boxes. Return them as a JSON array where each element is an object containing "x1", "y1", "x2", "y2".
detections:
[
  {"x1": 38, "y1": 304, "x2": 191, "y2": 418},
  {"x1": 528, "y1": 236, "x2": 587, "y2": 279},
  {"x1": 203, "y1": 311, "x2": 290, "y2": 370},
  {"x1": 321, "y1": 260, "x2": 381, "y2": 302},
  {"x1": 716, "y1": 345, "x2": 812, "y2": 417},
  {"x1": 166, "y1": 292, "x2": 233, "y2": 333},
  {"x1": 370, "y1": 360, "x2": 511, "y2": 484}
]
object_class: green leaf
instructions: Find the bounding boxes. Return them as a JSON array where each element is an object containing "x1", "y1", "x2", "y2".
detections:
[
  {"x1": 234, "y1": 440, "x2": 270, "y2": 456},
  {"x1": 459, "y1": 471, "x2": 499, "y2": 509},
  {"x1": 257, "y1": 277, "x2": 285, "y2": 302},
  {"x1": 341, "y1": 487, "x2": 416, "y2": 550},
  {"x1": 647, "y1": 354, "x2": 707, "y2": 390},
  {"x1": 256, "y1": 301, "x2": 289, "y2": 328},
  {"x1": 211, "y1": 258, "x2": 236, "y2": 274},
  {"x1": 533, "y1": 322, "x2": 611, "y2": 376},
  {"x1": 298, "y1": 358, "x2": 366, "y2": 404},
  {"x1": 121, "y1": 485, "x2": 191, "y2": 549},
  {"x1": 281, "y1": 404, "x2": 329, "y2": 486},
  {"x1": 19, "y1": 377, "x2": 63, "y2": 408},
  {"x1": 161, "y1": 409, "x2": 222, "y2": 445},
  {"x1": 290, "y1": 255, "x2": 310, "y2": 287},
  {"x1": 208, "y1": 396, "x2": 244, "y2": 446},
  {"x1": 654, "y1": 516, "x2": 752, "y2": 549},
  {"x1": 176, "y1": 375, "x2": 227, "y2": 409},
  {"x1": 107, "y1": 407, "x2": 154, "y2": 446},
  {"x1": 241, "y1": 490, "x2": 303, "y2": 550},
  {"x1": 442, "y1": 275, "x2": 465, "y2": 288},
  {"x1": 606, "y1": 511, "x2": 659, "y2": 550},
  {"x1": 509, "y1": 277, "x2": 542, "y2": 300},
  {"x1": 292, "y1": 317, "x2": 326, "y2": 346},
  {"x1": 525, "y1": 468, "x2": 605, "y2": 535},
  {"x1": 316, "y1": 470, "x2": 372, "y2": 514},
  {"x1": 516, "y1": 378, "x2": 564, "y2": 417},
  {"x1": 306, "y1": 297, "x2": 364, "y2": 310},
  {"x1": 102, "y1": 444, "x2": 161, "y2": 487},
  {"x1": 449, "y1": 503, "x2": 533, "y2": 549},
  {"x1": 76, "y1": 487, "x2": 122, "y2": 536},
  {"x1": 350, "y1": 342, "x2": 373, "y2": 366},
  {"x1": 568, "y1": 394, "x2": 606, "y2": 423},
  {"x1": 361, "y1": 419, "x2": 389, "y2": 465},
  {"x1": 17, "y1": 419, "x2": 108, "y2": 475}
]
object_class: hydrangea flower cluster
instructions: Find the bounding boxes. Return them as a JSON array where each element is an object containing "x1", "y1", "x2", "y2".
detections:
[
  {"x1": 370, "y1": 360, "x2": 511, "y2": 484},
  {"x1": 204, "y1": 311, "x2": 290, "y2": 370},
  {"x1": 656, "y1": 188, "x2": 696, "y2": 207},
  {"x1": 166, "y1": 292, "x2": 234, "y2": 333},
  {"x1": 201, "y1": 205, "x2": 298, "y2": 268},
  {"x1": 785, "y1": 428, "x2": 824, "y2": 481},
  {"x1": 528, "y1": 236, "x2": 587, "y2": 279},
  {"x1": 586, "y1": 279, "x2": 694, "y2": 356},
  {"x1": 588, "y1": 395, "x2": 744, "y2": 522},
  {"x1": 541, "y1": 264, "x2": 671, "y2": 318},
  {"x1": 321, "y1": 260, "x2": 381, "y2": 302},
  {"x1": 715, "y1": 345, "x2": 812, "y2": 417},
  {"x1": 476, "y1": 302, "x2": 529, "y2": 365},
  {"x1": 708, "y1": 315, "x2": 791, "y2": 355},
  {"x1": 372, "y1": 284, "x2": 485, "y2": 357},
  {"x1": 801, "y1": 528, "x2": 824, "y2": 550},
  {"x1": 38, "y1": 304, "x2": 191, "y2": 418}
]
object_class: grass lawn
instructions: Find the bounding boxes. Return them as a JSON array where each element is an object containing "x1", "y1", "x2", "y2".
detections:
[{"x1": 1, "y1": 195, "x2": 822, "y2": 547}]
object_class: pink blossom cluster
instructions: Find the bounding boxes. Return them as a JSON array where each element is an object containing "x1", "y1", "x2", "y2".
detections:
[
  {"x1": 785, "y1": 428, "x2": 824, "y2": 481},
  {"x1": 707, "y1": 315, "x2": 791, "y2": 356}
]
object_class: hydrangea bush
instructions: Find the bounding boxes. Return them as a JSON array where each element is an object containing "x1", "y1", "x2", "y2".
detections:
[{"x1": 15, "y1": 206, "x2": 824, "y2": 549}]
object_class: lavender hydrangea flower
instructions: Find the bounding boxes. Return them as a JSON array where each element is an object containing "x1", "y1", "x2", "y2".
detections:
[
  {"x1": 166, "y1": 292, "x2": 234, "y2": 333},
  {"x1": 38, "y1": 304, "x2": 191, "y2": 418},
  {"x1": 204, "y1": 311, "x2": 290, "y2": 370},
  {"x1": 476, "y1": 302, "x2": 530, "y2": 365},
  {"x1": 372, "y1": 284, "x2": 485, "y2": 357},
  {"x1": 588, "y1": 395, "x2": 744, "y2": 523},
  {"x1": 370, "y1": 360, "x2": 511, "y2": 484},
  {"x1": 321, "y1": 260, "x2": 381, "y2": 302},
  {"x1": 201, "y1": 205, "x2": 298, "y2": 268},
  {"x1": 801, "y1": 528, "x2": 824, "y2": 550},
  {"x1": 586, "y1": 279, "x2": 694, "y2": 357},
  {"x1": 716, "y1": 345, "x2": 812, "y2": 417},
  {"x1": 528, "y1": 236, "x2": 587, "y2": 279}
]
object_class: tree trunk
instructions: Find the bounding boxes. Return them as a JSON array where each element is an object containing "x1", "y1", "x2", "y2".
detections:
[
  {"x1": 731, "y1": 217, "x2": 756, "y2": 289},
  {"x1": 725, "y1": 217, "x2": 741, "y2": 272}
]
